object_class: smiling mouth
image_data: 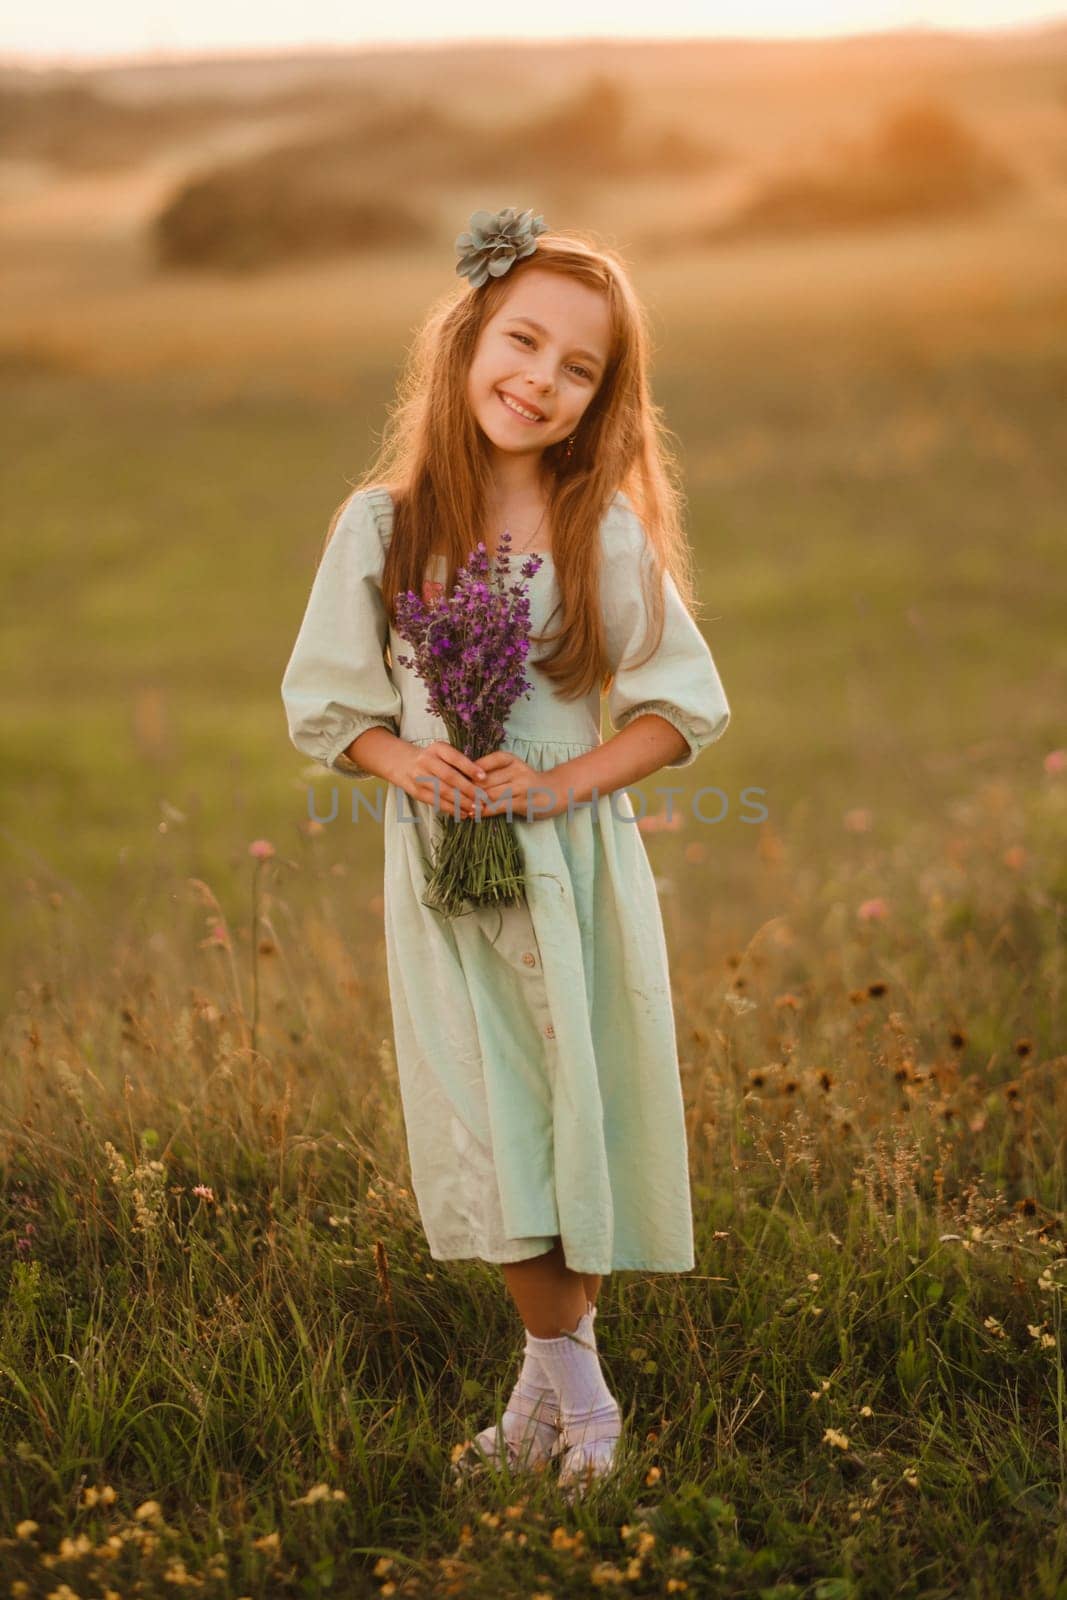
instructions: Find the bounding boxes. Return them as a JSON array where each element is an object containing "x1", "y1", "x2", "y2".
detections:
[{"x1": 497, "y1": 389, "x2": 548, "y2": 423}]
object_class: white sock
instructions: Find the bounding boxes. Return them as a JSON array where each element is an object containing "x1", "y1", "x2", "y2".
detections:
[
  {"x1": 504, "y1": 1300, "x2": 596, "y2": 1435},
  {"x1": 501, "y1": 1334, "x2": 559, "y2": 1439},
  {"x1": 525, "y1": 1305, "x2": 619, "y2": 1454}
]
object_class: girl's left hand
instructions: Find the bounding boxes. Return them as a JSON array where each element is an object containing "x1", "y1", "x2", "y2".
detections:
[{"x1": 470, "y1": 750, "x2": 568, "y2": 822}]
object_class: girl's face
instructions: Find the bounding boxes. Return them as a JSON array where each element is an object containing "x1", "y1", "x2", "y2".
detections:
[{"x1": 466, "y1": 268, "x2": 611, "y2": 468}]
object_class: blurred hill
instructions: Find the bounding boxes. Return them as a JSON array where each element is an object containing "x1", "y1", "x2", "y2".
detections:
[
  {"x1": 151, "y1": 76, "x2": 723, "y2": 271},
  {"x1": 697, "y1": 99, "x2": 1021, "y2": 243}
]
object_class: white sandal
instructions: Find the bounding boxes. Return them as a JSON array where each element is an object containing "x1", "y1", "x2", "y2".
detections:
[
  {"x1": 451, "y1": 1302, "x2": 599, "y2": 1481},
  {"x1": 557, "y1": 1397, "x2": 624, "y2": 1500},
  {"x1": 450, "y1": 1399, "x2": 565, "y2": 1479}
]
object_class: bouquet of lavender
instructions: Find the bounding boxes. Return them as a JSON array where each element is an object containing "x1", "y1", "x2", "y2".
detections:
[{"x1": 394, "y1": 531, "x2": 545, "y2": 918}]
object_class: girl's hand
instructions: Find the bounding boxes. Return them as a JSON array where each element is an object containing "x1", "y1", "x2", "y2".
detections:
[
  {"x1": 393, "y1": 739, "x2": 487, "y2": 820},
  {"x1": 470, "y1": 750, "x2": 569, "y2": 822}
]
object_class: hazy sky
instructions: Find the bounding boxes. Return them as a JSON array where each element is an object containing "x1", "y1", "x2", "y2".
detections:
[{"x1": 2, "y1": 0, "x2": 1064, "y2": 66}]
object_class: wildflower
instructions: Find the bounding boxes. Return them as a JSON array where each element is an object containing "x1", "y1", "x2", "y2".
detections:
[
  {"x1": 667, "y1": 1582, "x2": 690, "y2": 1595},
  {"x1": 844, "y1": 807, "x2": 872, "y2": 832},
  {"x1": 58, "y1": 1534, "x2": 92, "y2": 1558},
  {"x1": 902, "y1": 1467, "x2": 920, "y2": 1488},
  {"x1": 248, "y1": 839, "x2": 275, "y2": 860},
  {"x1": 15, "y1": 1519, "x2": 39, "y2": 1539},
  {"x1": 134, "y1": 1500, "x2": 163, "y2": 1522},
  {"x1": 590, "y1": 1562, "x2": 626, "y2": 1586},
  {"x1": 252, "y1": 1532, "x2": 281, "y2": 1553},
  {"x1": 823, "y1": 1428, "x2": 851, "y2": 1450},
  {"x1": 551, "y1": 1526, "x2": 585, "y2": 1552},
  {"x1": 983, "y1": 1316, "x2": 1007, "y2": 1339},
  {"x1": 1027, "y1": 1323, "x2": 1055, "y2": 1347},
  {"x1": 859, "y1": 1405, "x2": 873, "y2": 1417},
  {"x1": 192, "y1": 1185, "x2": 214, "y2": 1202},
  {"x1": 637, "y1": 809, "x2": 685, "y2": 835},
  {"x1": 645, "y1": 1465, "x2": 662, "y2": 1485},
  {"x1": 290, "y1": 1484, "x2": 346, "y2": 1506},
  {"x1": 373, "y1": 1556, "x2": 395, "y2": 1577},
  {"x1": 103, "y1": 1142, "x2": 128, "y2": 1185},
  {"x1": 1043, "y1": 749, "x2": 1065, "y2": 774},
  {"x1": 857, "y1": 898, "x2": 888, "y2": 921}
]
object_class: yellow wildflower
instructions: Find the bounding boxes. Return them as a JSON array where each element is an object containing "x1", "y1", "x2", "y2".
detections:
[
  {"x1": 58, "y1": 1534, "x2": 92, "y2": 1558},
  {"x1": 589, "y1": 1561, "x2": 625, "y2": 1586}
]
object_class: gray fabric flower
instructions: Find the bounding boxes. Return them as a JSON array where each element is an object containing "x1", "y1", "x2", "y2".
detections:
[{"x1": 455, "y1": 206, "x2": 549, "y2": 288}]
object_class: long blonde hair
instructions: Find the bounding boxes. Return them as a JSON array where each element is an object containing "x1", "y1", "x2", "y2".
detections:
[{"x1": 326, "y1": 226, "x2": 702, "y2": 700}]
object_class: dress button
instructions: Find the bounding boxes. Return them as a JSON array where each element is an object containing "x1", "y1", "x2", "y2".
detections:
[
  {"x1": 521, "y1": 951, "x2": 536, "y2": 967},
  {"x1": 543, "y1": 1023, "x2": 555, "y2": 1039}
]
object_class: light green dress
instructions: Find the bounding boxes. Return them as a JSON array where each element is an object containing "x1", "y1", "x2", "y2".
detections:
[{"x1": 281, "y1": 485, "x2": 730, "y2": 1274}]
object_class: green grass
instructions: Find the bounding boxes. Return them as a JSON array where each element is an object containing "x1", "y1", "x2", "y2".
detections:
[{"x1": 1, "y1": 326, "x2": 1065, "y2": 1596}]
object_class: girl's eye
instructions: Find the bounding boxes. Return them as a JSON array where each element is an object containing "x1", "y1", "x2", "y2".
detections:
[{"x1": 508, "y1": 331, "x2": 592, "y2": 381}]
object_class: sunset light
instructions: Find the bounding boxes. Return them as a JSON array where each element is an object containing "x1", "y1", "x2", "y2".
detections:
[{"x1": 1, "y1": 0, "x2": 1064, "y2": 64}]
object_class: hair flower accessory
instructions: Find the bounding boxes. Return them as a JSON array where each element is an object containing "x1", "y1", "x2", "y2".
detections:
[{"x1": 455, "y1": 206, "x2": 548, "y2": 288}]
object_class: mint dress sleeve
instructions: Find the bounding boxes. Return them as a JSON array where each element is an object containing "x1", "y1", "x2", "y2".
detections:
[
  {"x1": 603, "y1": 511, "x2": 731, "y2": 768},
  {"x1": 281, "y1": 489, "x2": 403, "y2": 780}
]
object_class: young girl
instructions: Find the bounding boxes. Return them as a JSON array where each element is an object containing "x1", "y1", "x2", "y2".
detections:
[{"x1": 281, "y1": 206, "x2": 731, "y2": 1501}]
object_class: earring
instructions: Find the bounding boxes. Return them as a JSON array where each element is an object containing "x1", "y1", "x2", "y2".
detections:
[{"x1": 564, "y1": 432, "x2": 577, "y2": 462}]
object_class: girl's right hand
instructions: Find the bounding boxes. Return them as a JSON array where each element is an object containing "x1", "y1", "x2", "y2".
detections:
[{"x1": 392, "y1": 740, "x2": 487, "y2": 821}]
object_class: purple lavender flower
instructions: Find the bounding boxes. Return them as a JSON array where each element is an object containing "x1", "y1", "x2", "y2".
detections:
[
  {"x1": 394, "y1": 530, "x2": 544, "y2": 760},
  {"x1": 393, "y1": 530, "x2": 546, "y2": 916}
]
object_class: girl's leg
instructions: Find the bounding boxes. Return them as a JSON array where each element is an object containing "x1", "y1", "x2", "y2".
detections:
[
  {"x1": 500, "y1": 1238, "x2": 601, "y2": 1336},
  {"x1": 502, "y1": 1239, "x2": 621, "y2": 1497},
  {"x1": 453, "y1": 1240, "x2": 576, "y2": 1476}
]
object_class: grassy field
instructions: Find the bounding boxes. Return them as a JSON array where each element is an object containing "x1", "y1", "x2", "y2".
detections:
[{"x1": 2, "y1": 30, "x2": 1067, "y2": 1599}]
